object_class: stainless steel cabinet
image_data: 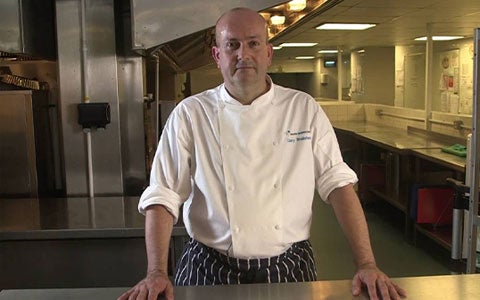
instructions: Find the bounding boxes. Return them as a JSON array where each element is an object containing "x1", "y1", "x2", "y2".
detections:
[{"x1": 0, "y1": 90, "x2": 54, "y2": 197}]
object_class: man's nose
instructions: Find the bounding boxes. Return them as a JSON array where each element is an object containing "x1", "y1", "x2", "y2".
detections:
[{"x1": 237, "y1": 43, "x2": 251, "y2": 60}]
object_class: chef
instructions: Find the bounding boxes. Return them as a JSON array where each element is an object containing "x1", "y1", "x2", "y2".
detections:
[{"x1": 118, "y1": 7, "x2": 406, "y2": 300}]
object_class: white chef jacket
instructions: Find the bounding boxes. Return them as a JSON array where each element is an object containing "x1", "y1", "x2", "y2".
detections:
[{"x1": 139, "y1": 79, "x2": 358, "y2": 259}]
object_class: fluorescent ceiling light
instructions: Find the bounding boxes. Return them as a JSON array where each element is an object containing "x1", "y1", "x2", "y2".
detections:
[
  {"x1": 280, "y1": 42, "x2": 318, "y2": 47},
  {"x1": 272, "y1": 46, "x2": 283, "y2": 50},
  {"x1": 414, "y1": 36, "x2": 464, "y2": 41},
  {"x1": 318, "y1": 49, "x2": 338, "y2": 54},
  {"x1": 316, "y1": 23, "x2": 376, "y2": 30},
  {"x1": 295, "y1": 56, "x2": 315, "y2": 60},
  {"x1": 270, "y1": 15, "x2": 286, "y2": 25},
  {"x1": 357, "y1": 49, "x2": 365, "y2": 53}
]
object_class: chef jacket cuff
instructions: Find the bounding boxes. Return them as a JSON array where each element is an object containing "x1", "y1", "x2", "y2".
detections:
[
  {"x1": 317, "y1": 162, "x2": 358, "y2": 202},
  {"x1": 138, "y1": 185, "x2": 183, "y2": 224}
]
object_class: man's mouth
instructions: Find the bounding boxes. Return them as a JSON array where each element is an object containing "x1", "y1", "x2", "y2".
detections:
[{"x1": 235, "y1": 62, "x2": 255, "y2": 70}]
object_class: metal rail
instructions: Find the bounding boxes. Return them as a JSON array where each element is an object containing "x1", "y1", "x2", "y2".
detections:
[
  {"x1": 466, "y1": 28, "x2": 480, "y2": 273},
  {"x1": 429, "y1": 118, "x2": 472, "y2": 130},
  {"x1": 375, "y1": 109, "x2": 425, "y2": 122}
]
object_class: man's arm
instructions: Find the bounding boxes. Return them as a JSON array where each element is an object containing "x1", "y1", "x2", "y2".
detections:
[
  {"x1": 328, "y1": 184, "x2": 406, "y2": 300},
  {"x1": 118, "y1": 205, "x2": 175, "y2": 300}
]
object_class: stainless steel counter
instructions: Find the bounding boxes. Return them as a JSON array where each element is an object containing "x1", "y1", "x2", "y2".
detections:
[
  {"x1": 0, "y1": 196, "x2": 186, "y2": 240},
  {"x1": 331, "y1": 120, "x2": 394, "y2": 134},
  {"x1": 332, "y1": 120, "x2": 465, "y2": 169},
  {"x1": 355, "y1": 130, "x2": 447, "y2": 152},
  {"x1": 410, "y1": 148, "x2": 465, "y2": 173},
  {"x1": 0, "y1": 196, "x2": 188, "y2": 289},
  {"x1": 1, "y1": 274, "x2": 479, "y2": 299}
]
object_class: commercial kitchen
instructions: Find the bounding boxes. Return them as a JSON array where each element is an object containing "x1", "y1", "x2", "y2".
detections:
[{"x1": 1, "y1": 0, "x2": 480, "y2": 298}]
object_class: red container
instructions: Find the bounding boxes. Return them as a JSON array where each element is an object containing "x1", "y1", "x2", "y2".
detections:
[{"x1": 416, "y1": 188, "x2": 454, "y2": 225}]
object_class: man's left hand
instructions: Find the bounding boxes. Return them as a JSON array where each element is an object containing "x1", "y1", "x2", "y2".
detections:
[{"x1": 352, "y1": 263, "x2": 407, "y2": 300}]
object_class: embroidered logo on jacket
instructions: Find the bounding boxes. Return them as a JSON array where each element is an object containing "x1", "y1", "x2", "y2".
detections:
[{"x1": 286, "y1": 130, "x2": 311, "y2": 143}]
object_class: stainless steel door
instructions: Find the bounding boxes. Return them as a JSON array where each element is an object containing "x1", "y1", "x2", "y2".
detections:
[{"x1": 0, "y1": 90, "x2": 37, "y2": 196}]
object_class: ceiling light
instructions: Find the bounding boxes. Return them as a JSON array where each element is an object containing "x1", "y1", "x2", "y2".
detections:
[
  {"x1": 279, "y1": 42, "x2": 318, "y2": 47},
  {"x1": 273, "y1": 46, "x2": 283, "y2": 50},
  {"x1": 357, "y1": 49, "x2": 365, "y2": 53},
  {"x1": 295, "y1": 56, "x2": 315, "y2": 60},
  {"x1": 288, "y1": 0, "x2": 307, "y2": 12},
  {"x1": 318, "y1": 49, "x2": 338, "y2": 54},
  {"x1": 414, "y1": 36, "x2": 464, "y2": 41},
  {"x1": 316, "y1": 23, "x2": 376, "y2": 30},
  {"x1": 270, "y1": 15, "x2": 286, "y2": 25}
]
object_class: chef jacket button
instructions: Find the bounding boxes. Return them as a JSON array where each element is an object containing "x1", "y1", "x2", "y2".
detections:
[
  {"x1": 273, "y1": 183, "x2": 278, "y2": 189},
  {"x1": 274, "y1": 225, "x2": 280, "y2": 230},
  {"x1": 228, "y1": 185, "x2": 235, "y2": 191},
  {"x1": 223, "y1": 145, "x2": 230, "y2": 150},
  {"x1": 234, "y1": 227, "x2": 240, "y2": 233},
  {"x1": 273, "y1": 141, "x2": 278, "y2": 146}
]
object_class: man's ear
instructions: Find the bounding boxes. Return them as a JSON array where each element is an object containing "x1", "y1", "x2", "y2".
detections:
[
  {"x1": 211, "y1": 46, "x2": 220, "y2": 66},
  {"x1": 266, "y1": 43, "x2": 274, "y2": 66}
]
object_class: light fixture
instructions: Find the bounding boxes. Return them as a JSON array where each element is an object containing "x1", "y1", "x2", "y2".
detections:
[
  {"x1": 270, "y1": 15, "x2": 286, "y2": 25},
  {"x1": 295, "y1": 56, "x2": 315, "y2": 60},
  {"x1": 414, "y1": 36, "x2": 464, "y2": 41},
  {"x1": 272, "y1": 46, "x2": 283, "y2": 50},
  {"x1": 316, "y1": 23, "x2": 376, "y2": 30},
  {"x1": 318, "y1": 49, "x2": 338, "y2": 54},
  {"x1": 279, "y1": 42, "x2": 318, "y2": 47},
  {"x1": 357, "y1": 49, "x2": 365, "y2": 53},
  {"x1": 259, "y1": 12, "x2": 270, "y2": 21},
  {"x1": 288, "y1": 0, "x2": 307, "y2": 12}
]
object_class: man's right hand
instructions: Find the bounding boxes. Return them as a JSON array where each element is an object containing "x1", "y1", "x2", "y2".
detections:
[{"x1": 117, "y1": 270, "x2": 174, "y2": 300}]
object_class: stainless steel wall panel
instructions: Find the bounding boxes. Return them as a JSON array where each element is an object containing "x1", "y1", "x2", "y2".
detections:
[
  {"x1": 131, "y1": 0, "x2": 287, "y2": 50},
  {"x1": 0, "y1": 0, "x2": 56, "y2": 59},
  {"x1": 56, "y1": 0, "x2": 123, "y2": 196},
  {"x1": 0, "y1": 0, "x2": 21, "y2": 53},
  {"x1": 117, "y1": 56, "x2": 146, "y2": 194}
]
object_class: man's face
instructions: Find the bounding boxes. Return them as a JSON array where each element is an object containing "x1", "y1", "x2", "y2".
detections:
[{"x1": 212, "y1": 10, "x2": 273, "y2": 90}]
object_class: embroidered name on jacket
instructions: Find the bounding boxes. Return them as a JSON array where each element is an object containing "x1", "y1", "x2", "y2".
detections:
[{"x1": 286, "y1": 130, "x2": 312, "y2": 143}]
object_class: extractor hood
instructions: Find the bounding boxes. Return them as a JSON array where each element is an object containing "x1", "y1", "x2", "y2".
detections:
[
  {"x1": 130, "y1": 0, "x2": 341, "y2": 72},
  {"x1": 0, "y1": 0, "x2": 56, "y2": 60}
]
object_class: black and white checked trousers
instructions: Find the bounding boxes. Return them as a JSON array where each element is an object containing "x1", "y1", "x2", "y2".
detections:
[{"x1": 174, "y1": 238, "x2": 317, "y2": 286}]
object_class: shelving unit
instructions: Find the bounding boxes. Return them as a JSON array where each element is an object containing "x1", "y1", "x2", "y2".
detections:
[
  {"x1": 369, "y1": 187, "x2": 407, "y2": 212},
  {"x1": 335, "y1": 124, "x2": 468, "y2": 266},
  {"x1": 415, "y1": 224, "x2": 452, "y2": 251}
]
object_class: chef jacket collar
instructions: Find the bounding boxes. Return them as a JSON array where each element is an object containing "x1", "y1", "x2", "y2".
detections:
[{"x1": 219, "y1": 76, "x2": 275, "y2": 108}]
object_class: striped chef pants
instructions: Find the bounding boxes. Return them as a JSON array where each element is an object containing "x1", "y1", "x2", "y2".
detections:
[{"x1": 174, "y1": 238, "x2": 317, "y2": 286}]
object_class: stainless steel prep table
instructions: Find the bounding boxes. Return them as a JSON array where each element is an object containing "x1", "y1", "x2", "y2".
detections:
[
  {"x1": 331, "y1": 120, "x2": 467, "y2": 264},
  {"x1": 410, "y1": 148, "x2": 465, "y2": 173},
  {"x1": 331, "y1": 120, "x2": 396, "y2": 134},
  {"x1": 0, "y1": 197, "x2": 188, "y2": 289},
  {"x1": 354, "y1": 130, "x2": 448, "y2": 153},
  {"x1": 1, "y1": 274, "x2": 479, "y2": 299}
]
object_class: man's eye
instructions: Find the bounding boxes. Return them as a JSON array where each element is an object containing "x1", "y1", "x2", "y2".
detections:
[
  {"x1": 226, "y1": 42, "x2": 239, "y2": 49},
  {"x1": 250, "y1": 41, "x2": 260, "y2": 47}
]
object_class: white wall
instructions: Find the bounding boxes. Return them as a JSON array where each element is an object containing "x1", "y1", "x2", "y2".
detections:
[
  {"x1": 351, "y1": 47, "x2": 395, "y2": 105},
  {"x1": 395, "y1": 38, "x2": 474, "y2": 115}
]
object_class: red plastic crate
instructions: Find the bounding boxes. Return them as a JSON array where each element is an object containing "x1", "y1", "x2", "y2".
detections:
[{"x1": 416, "y1": 188, "x2": 454, "y2": 225}]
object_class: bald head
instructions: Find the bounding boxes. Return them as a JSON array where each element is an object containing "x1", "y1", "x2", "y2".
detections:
[{"x1": 215, "y1": 7, "x2": 269, "y2": 46}]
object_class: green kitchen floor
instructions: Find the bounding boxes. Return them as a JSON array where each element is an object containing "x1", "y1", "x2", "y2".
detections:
[{"x1": 310, "y1": 196, "x2": 452, "y2": 280}]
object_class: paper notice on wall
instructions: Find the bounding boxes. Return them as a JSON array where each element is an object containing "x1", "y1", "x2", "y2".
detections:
[
  {"x1": 440, "y1": 92, "x2": 449, "y2": 112},
  {"x1": 351, "y1": 77, "x2": 357, "y2": 93},
  {"x1": 396, "y1": 69, "x2": 404, "y2": 87},
  {"x1": 450, "y1": 94, "x2": 459, "y2": 114},
  {"x1": 454, "y1": 67, "x2": 459, "y2": 94}
]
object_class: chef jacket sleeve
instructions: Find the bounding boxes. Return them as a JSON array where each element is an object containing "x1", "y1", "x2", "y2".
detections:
[
  {"x1": 138, "y1": 104, "x2": 193, "y2": 224},
  {"x1": 312, "y1": 106, "x2": 358, "y2": 202}
]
